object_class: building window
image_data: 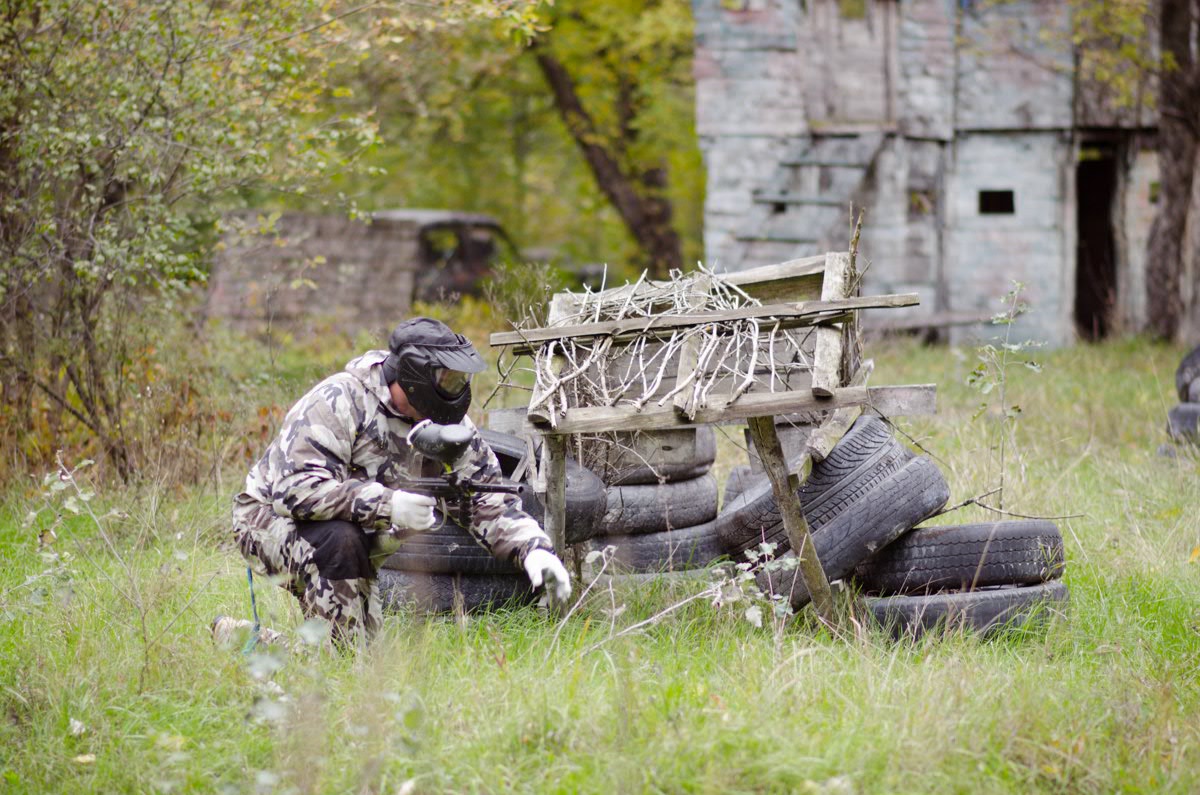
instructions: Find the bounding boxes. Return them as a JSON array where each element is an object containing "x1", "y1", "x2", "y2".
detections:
[{"x1": 979, "y1": 190, "x2": 1015, "y2": 215}]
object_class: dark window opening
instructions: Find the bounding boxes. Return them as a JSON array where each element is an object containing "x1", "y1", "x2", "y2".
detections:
[
  {"x1": 772, "y1": 201, "x2": 787, "y2": 215},
  {"x1": 1075, "y1": 144, "x2": 1118, "y2": 340},
  {"x1": 979, "y1": 190, "x2": 1015, "y2": 214}
]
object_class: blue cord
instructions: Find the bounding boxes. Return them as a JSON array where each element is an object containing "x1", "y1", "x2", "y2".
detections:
[{"x1": 242, "y1": 566, "x2": 261, "y2": 656}]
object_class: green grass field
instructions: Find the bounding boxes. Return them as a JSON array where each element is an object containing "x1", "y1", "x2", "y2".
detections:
[{"x1": 2, "y1": 335, "x2": 1199, "y2": 794}]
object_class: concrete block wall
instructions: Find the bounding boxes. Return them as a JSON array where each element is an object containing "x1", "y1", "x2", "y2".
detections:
[
  {"x1": 206, "y1": 212, "x2": 419, "y2": 337},
  {"x1": 694, "y1": 0, "x2": 1161, "y2": 346},
  {"x1": 944, "y1": 132, "x2": 1075, "y2": 345}
]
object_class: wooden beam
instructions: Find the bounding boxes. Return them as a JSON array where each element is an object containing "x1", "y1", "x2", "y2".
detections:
[
  {"x1": 490, "y1": 292, "x2": 920, "y2": 351},
  {"x1": 719, "y1": 254, "x2": 825, "y2": 286},
  {"x1": 811, "y1": 252, "x2": 852, "y2": 397},
  {"x1": 531, "y1": 384, "x2": 936, "y2": 434},
  {"x1": 745, "y1": 417, "x2": 834, "y2": 622},
  {"x1": 541, "y1": 435, "x2": 568, "y2": 554},
  {"x1": 721, "y1": 255, "x2": 825, "y2": 303}
]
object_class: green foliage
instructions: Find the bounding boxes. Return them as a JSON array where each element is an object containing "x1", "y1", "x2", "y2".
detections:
[
  {"x1": 336, "y1": 0, "x2": 704, "y2": 275},
  {"x1": 482, "y1": 260, "x2": 572, "y2": 328},
  {"x1": 1069, "y1": 0, "x2": 1159, "y2": 110},
  {"x1": 965, "y1": 281, "x2": 1044, "y2": 509},
  {"x1": 0, "y1": 0, "x2": 381, "y2": 482}
]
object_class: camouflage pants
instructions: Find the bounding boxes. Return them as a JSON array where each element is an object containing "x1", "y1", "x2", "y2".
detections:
[{"x1": 232, "y1": 496, "x2": 391, "y2": 646}]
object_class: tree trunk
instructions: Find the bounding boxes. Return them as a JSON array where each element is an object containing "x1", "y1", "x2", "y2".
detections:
[
  {"x1": 533, "y1": 49, "x2": 683, "y2": 277},
  {"x1": 1146, "y1": 0, "x2": 1200, "y2": 340}
]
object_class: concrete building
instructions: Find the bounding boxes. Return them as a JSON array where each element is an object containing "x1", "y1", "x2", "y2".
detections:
[{"x1": 693, "y1": 0, "x2": 1160, "y2": 344}]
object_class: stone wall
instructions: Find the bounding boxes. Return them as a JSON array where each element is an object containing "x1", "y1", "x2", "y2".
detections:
[
  {"x1": 206, "y1": 212, "x2": 420, "y2": 338},
  {"x1": 693, "y1": 0, "x2": 1162, "y2": 346}
]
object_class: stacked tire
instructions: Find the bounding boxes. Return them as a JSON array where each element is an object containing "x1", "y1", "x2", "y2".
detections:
[
  {"x1": 580, "y1": 427, "x2": 727, "y2": 576},
  {"x1": 377, "y1": 429, "x2": 606, "y2": 613},
  {"x1": 717, "y1": 417, "x2": 949, "y2": 608},
  {"x1": 715, "y1": 416, "x2": 1069, "y2": 637},
  {"x1": 1162, "y1": 345, "x2": 1200, "y2": 456},
  {"x1": 852, "y1": 520, "x2": 1069, "y2": 638}
]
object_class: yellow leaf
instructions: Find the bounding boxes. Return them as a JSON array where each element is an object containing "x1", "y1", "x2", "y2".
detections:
[{"x1": 1188, "y1": 545, "x2": 1200, "y2": 564}]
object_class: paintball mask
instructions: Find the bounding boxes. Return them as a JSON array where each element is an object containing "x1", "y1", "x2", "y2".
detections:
[{"x1": 382, "y1": 317, "x2": 486, "y2": 424}]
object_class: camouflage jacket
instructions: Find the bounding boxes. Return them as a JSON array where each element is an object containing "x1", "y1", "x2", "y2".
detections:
[{"x1": 235, "y1": 350, "x2": 553, "y2": 565}]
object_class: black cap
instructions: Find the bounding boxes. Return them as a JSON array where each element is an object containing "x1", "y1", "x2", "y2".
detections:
[{"x1": 388, "y1": 317, "x2": 486, "y2": 373}]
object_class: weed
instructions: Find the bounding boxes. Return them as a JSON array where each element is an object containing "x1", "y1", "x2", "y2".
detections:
[{"x1": 965, "y1": 280, "x2": 1044, "y2": 509}]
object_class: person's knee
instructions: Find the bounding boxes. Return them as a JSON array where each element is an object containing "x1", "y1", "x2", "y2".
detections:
[{"x1": 295, "y1": 520, "x2": 372, "y2": 580}]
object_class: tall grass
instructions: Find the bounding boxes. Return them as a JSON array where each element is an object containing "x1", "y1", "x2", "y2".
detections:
[{"x1": 2, "y1": 335, "x2": 1199, "y2": 793}]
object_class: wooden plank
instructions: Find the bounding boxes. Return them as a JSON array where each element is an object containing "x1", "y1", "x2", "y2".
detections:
[
  {"x1": 722, "y1": 255, "x2": 825, "y2": 303},
  {"x1": 532, "y1": 384, "x2": 936, "y2": 434},
  {"x1": 745, "y1": 417, "x2": 834, "y2": 622},
  {"x1": 490, "y1": 293, "x2": 920, "y2": 350},
  {"x1": 719, "y1": 254, "x2": 826, "y2": 286},
  {"x1": 811, "y1": 252, "x2": 852, "y2": 397},
  {"x1": 542, "y1": 435, "x2": 568, "y2": 554}
]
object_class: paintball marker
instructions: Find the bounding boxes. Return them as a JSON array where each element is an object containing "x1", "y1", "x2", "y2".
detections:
[{"x1": 399, "y1": 421, "x2": 527, "y2": 527}]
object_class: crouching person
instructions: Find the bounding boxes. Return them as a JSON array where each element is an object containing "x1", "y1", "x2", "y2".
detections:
[{"x1": 231, "y1": 317, "x2": 570, "y2": 648}]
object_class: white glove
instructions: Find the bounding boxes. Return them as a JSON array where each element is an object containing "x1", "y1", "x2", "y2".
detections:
[
  {"x1": 523, "y1": 548, "x2": 571, "y2": 604},
  {"x1": 390, "y1": 489, "x2": 436, "y2": 532}
]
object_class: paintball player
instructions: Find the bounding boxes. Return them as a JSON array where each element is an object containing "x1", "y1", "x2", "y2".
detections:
[{"x1": 228, "y1": 317, "x2": 570, "y2": 646}]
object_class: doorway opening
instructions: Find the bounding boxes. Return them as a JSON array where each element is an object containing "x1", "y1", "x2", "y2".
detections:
[{"x1": 1074, "y1": 142, "x2": 1118, "y2": 340}]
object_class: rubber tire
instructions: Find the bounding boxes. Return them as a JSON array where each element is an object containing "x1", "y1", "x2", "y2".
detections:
[
  {"x1": 583, "y1": 426, "x2": 717, "y2": 486},
  {"x1": 583, "y1": 520, "x2": 727, "y2": 573},
  {"x1": 377, "y1": 568, "x2": 535, "y2": 614},
  {"x1": 601, "y1": 473, "x2": 720, "y2": 535},
  {"x1": 1166, "y1": 403, "x2": 1200, "y2": 442},
  {"x1": 851, "y1": 520, "x2": 1065, "y2": 595},
  {"x1": 722, "y1": 464, "x2": 754, "y2": 507},
  {"x1": 379, "y1": 514, "x2": 522, "y2": 576},
  {"x1": 718, "y1": 416, "x2": 913, "y2": 555},
  {"x1": 863, "y1": 581, "x2": 1069, "y2": 639},
  {"x1": 477, "y1": 429, "x2": 608, "y2": 544},
  {"x1": 752, "y1": 456, "x2": 949, "y2": 606},
  {"x1": 1176, "y1": 344, "x2": 1200, "y2": 402},
  {"x1": 1189, "y1": 380, "x2": 1200, "y2": 404}
]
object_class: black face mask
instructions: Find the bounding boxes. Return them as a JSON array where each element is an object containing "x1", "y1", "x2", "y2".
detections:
[
  {"x1": 381, "y1": 316, "x2": 487, "y2": 424},
  {"x1": 384, "y1": 347, "x2": 473, "y2": 424}
]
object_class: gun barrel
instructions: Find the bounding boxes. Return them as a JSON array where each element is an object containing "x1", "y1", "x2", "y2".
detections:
[{"x1": 480, "y1": 481, "x2": 526, "y2": 498}]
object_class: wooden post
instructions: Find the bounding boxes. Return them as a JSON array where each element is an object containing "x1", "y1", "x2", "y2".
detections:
[
  {"x1": 811, "y1": 252, "x2": 852, "y2": 397},
  {"x1": 745, "y1": 415, "x2": 835, "y2": 624},
  {"x1": 542, "y1": 433, "x2": 568, "y2": 555}
]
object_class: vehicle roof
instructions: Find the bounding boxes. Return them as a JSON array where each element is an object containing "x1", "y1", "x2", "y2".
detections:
[{"x1": 372, "y1": 208, "x2": 501, "y2": 228}]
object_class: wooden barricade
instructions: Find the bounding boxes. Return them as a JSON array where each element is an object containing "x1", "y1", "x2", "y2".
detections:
[{"x1": 488, "y1": 252, "x2": 936, "y2": 624}]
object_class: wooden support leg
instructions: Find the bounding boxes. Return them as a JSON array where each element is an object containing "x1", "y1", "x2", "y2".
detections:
[
  {"x1": 745, "y1": 415, "x2": 835, "y2": 625},
  {"x1": 543, "y1": 434, "x2": 568, "y2": 555}
]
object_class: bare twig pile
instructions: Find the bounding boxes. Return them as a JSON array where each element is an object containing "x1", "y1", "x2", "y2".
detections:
[{"x1": 520, "y1": 266, "x2": 819, "y2": 425}]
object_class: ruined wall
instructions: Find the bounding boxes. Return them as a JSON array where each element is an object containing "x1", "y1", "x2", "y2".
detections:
[
  {"x1": 693, "y1": 1, "x2": 805, "y2": 270},
  {"x1": 944, "y1": 132, "x2": 1075, "y2": 344},
  {"x1": 1116, "y1": 144, "x2": 1159, "y2": 332},
  {"x1": 694, "y1": 0, "x2": 1161, "y2": 346},
  {"x1": 206, "y1": 212, "x2": 419, "y2": 337},
  {"x1": 955, "y1": 1, "x2": 1074, "y2": 130}
]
